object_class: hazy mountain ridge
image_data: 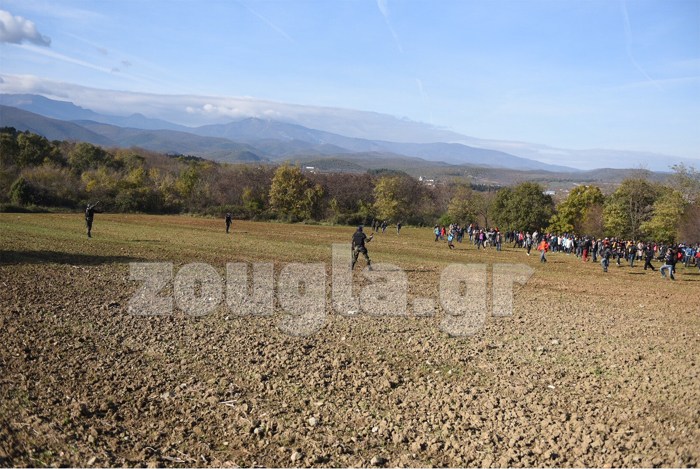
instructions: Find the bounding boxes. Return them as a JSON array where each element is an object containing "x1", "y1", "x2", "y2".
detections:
[
  {"x1": 191, "y1": 118, "x2": 572, "y2": 171},
  {"x1": 0, "y1": 105, "x2": 429, "y2": 168},
  {"x1": 1, "y1": 86, "x2": 696, "y2": 171},
  {"x1": 0, "y1": 94, "x2": 189, "y2": 132},
  {"x1": 0, "y1": 105, "x2": 114, "y2": 146},
  {"x1": 1, "y1": 95, "x2": 573, "y2": 171},
  {"x1": 1, "y1": 103, "x2": 678, "y2": 190}
]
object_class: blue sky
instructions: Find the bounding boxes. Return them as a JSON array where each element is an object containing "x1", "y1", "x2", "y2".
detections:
[{"x1": 1, "y1": 0, "x2": 699, "y2": 161}]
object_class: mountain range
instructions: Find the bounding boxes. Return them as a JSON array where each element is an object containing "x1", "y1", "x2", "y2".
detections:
[
  {"x1": 1, "y1": 93, "x2": 697, "y2": 174},
  {"x1": 0, "y1": 94, "x2": 576, "y2": 172}
]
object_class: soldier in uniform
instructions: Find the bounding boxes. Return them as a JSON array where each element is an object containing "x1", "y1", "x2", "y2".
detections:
[
  {"x1": 351, "y1": 225, "x2": 373, "y2": 270},
  {"x1": 225, "y1": 212, "x2": 232, "y2": 233},
  {"x1": 85, "y1": 201, "x2": 99, "y2": 238}
]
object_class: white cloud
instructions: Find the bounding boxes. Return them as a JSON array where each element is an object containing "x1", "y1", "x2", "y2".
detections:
[
  {"x1": 240, "y1": 1, "x2": 294, "y2": 43},
  {"x1": 0, "y1": 9, "x2": 50, "y2": 46},
  {"x1": 18, "y1": 43, "x2": 113, "y2": 73},
  {"x1": 376, "y1": 0, "x2": 403, "y2": 53},
  {"x1": 1, "y1": 74, "x2": 696, "y2": 169},
  {"x1": 377, "y1": 0, "x2": 389, "y2": 18}
]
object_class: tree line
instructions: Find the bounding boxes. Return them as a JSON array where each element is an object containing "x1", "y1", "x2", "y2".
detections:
[{"x1": 1, "y1": 127, "x2": 698, "y2": 243}]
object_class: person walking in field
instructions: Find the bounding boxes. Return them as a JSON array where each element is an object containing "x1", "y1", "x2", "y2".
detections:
[
  {"x1": 85, "y1": 201, "x2": 100, "y2": 238},
  {"x1": 582, "y1": 237, "x2": 591, "y2": 262},
  {"x1": 591, "y1": 238, "x2": 599, "y2": 263},
  {"x1": 525, "y1": 233, "x2": 533, "y2": 256},
  {"x1": 660, "y1": 247, "x2": 677, "y2": 280},
  {"x1": 351, "y1": 225, "x2": 373, "y2": 271},
  {"x1": 225, "y1": 212, "x2": 232, "y2": 233},
  {"x1": 601, "y1": 245, "x2": 612, "y2": 272},
  {"x1": 627, "y1": 241, "x2": 636, "y2": 267},
  {"x1": 396, "y1": 221, "x2": 402, "y2": 235},
  {"x1": 643, "y1": 243, "x2": 656, "y2": 271},
  {"x1": 537, "y1": 238, "x2": 549, "y2": 263}
]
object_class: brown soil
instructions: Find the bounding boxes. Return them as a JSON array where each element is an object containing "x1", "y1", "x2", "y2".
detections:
[{"x1": 1, "y1": 215, "x2": 698, "y2": 467}]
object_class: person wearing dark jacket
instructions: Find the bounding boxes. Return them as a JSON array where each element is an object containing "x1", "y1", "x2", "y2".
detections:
[
  {"x1": 643, "y1": 243, "x2": 656, "y2": 271},
  {"x1": 351, "y1": 226, "x2": 373, "y2": 270},
  {"x1": 85, "y1": 201, "x2": 100, "y2": 238},
  {"x1": 601, "y1": 246, "x2": 612, "y2": 273},
  {"x1": 660, "y1": 247, "x2": 677, "y2": 280}
]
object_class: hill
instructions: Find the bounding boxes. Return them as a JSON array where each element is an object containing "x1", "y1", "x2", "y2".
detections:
[{"x1": 0, "y1": 95, "x2": 575, "y2": 172}]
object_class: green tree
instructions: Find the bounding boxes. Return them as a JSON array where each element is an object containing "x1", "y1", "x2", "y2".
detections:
[
  {"x1": 640, "y1": 190, "x2": 686, "y2": 243},
  {"x1": 22, "y1": 164, "x2": 83, "y2": 207},
  {"x1": 269, "y1": 164, "x2": 323, "y2": 221},
  {"x1": 68, "y1": 142, "x2": 116, "y2": 174},
  {"x1": 373, "y1": 176, "x2": 402, "y2": 221},
  {"x1": 242, "y1": 187, "x2": 265, "y2": 217},
  {"x1": 548, "y1": 185, "x2": 605, "y2": 233},
  {"x1": 82, "y1": 167, "x2": 120, "y2": 203},
  {"x1": 16, "y1": 132, "x2": 60, "y2": 167},
  {"x1": 176, "y1": 164, "x2": 200, "y2": 199},
  {"x1": 492, "y1": 182, "x2": 554, "y2": 232},
  {"x1": 603, "y1": 178, "x2": 660, "y2": 239},
  {"x1": 0, "y1": 129, "x2": 20, "y2": 166},
  {"x1": 372, "y1": 175, "x2": 424, "y2": 223},
  {"x1": 446, "y1": 184, "x2": 477, "y2": 224},
  {"x1": 9, "y1": 176, "x2": 32, "y2": 205}
]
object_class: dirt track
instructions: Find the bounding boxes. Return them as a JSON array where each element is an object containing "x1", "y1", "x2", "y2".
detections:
[{"x1": 1, "y1": 215, "x2": 698, "y2": 467}]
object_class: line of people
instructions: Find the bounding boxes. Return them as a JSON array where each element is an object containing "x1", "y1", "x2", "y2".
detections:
[
  {"x1": 432, "y1": 222, "x2": 699, "y2": 280},
  {"x1": 370, "y1": 219, "x2": 403, "y2": 235},
  {"x1": 434, "y1": 224, "x2": 504, "y2": 251},
  {"x1": 508, "y1": 230, "x2": 700, "y2": 279}
]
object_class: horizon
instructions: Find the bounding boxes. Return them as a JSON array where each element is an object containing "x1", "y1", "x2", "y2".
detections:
[{"x1": 0, "y1": 0, "x2": 699, "y2": 167}]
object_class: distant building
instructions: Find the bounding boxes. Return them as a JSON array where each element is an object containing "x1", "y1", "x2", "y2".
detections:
[
  {"x1": 543, "y1": 190, "x2": 555, "y2": 196},
  {"x1": 418, "y1": 176, "x2": 436, "y2": 187}
]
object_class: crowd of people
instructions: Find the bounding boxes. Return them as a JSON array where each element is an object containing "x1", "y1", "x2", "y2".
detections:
[
  {"x1": 369, "y1": 219, "x2": 403, "y2": 235},
  {"x1": 434, "y1": 224, "x2": 505, "y2": 251},
  {"x1": 82, "y1": 205, "x2": 699, "y2": 281},
  {"x1": 432, "y1": 223, "x2": 700, "y2": 280}
]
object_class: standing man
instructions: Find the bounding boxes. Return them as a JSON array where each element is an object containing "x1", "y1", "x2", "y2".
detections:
[
  {"x1": 351, "y1": 225, "x2": 373, "y2": 270},
  {"x1": 627, "y1": 241, "x2": 636, "y2": 267},
  {"x1": 396, "y1": 221, "x2": 403, "y2": 235},
  {"x1": 225, "y1": 212, "x2": 232, "y2": 233},
  {"x1": 537, "y1": 238, "x2": 549, "y2": 263},
  {"x1": 85, "y1": 201, "x2": 100, "y2": 238},
  {"x1": 601, "y1": 245, "x2": 612, "y2": 272},
  {"x1": 582, "y1": 237, "x2": 591, "y2": 262},
  {"x1": 643, "y1": 243, "x2": 656, "y2": 271}
]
